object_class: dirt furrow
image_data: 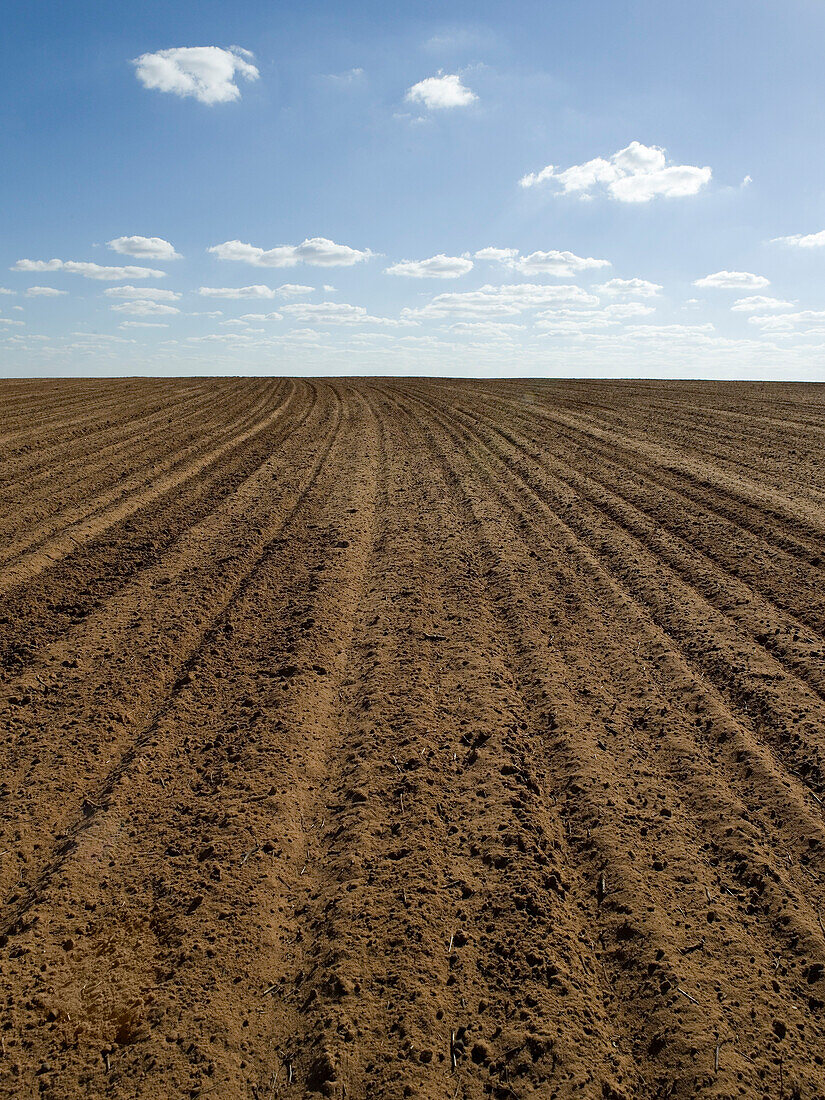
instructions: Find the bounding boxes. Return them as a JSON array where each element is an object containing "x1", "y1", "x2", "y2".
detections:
[
  {"x1": 1, "y1": 379, "x2": 824, "y2": 1100},
  {"x1": 0, "y1": 378, "x2": 252, "y2": 510},
  {"x1": 0, "y1": 380, "x2": 287, "y2": 578},
  {"x1": 423, "y1": 387, "x2": 825, "y2": 803},
  {"x1": 389, "y1": 382, "x2": 825, "y2": 1097},
  {"x1": 0, "y1": 383, "x2": 331, "y2": 899}
]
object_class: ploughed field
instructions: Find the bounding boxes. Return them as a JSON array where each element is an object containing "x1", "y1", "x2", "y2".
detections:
[{"x1": 1, "y1": 378, "x2": 824, "y2": 1100}]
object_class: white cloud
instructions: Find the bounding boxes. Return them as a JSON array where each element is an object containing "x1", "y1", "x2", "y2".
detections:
[
  {"x1": 12, "y1": 259, "x2": 62, "y2": 273},
  {"x1": 0, "y1": 318, "x2": 25, "y2": 326},
  {"x1": 510, "y1": 250, "x2": 610, "y2": 277},
  {"x1": 12, "y1": 259, "x2": 165, "y2": 280},
  {"x1": 109, "y1": 300, "x2": 180, "y2": 316},
  {"x1": 104, "y1": 285, "x2": 181, "y2": 301},
  {"x1": 731, "y1": 295, "x2": 796, "y2": 313},
  {"x1": 520, "y1": 141, "x2": 711, "y2": 203},
  {"x1": 596, "y1": 277, "x2": 662, "y2": 297},
  {"x1": 405, "y1": 73, "x2": 476, "y2": 109},
  {"x1": 402, "y1": 283, "x2": 599, "y2": 320},
  {"x1": 70, "y1": 332, "x2": 130, "y2": 342},
  {"x1": 187, "y1": 332, "x2": 264, "y2": 344},
  {"x1": 749, "y1": 310, "x2": 825, "y2": 332},
  {"x1": 274, "y1": 284, "x2": 315, "y2": 297},
  {"x1": 771, "y1": 229, "x2": 825, "y2": 248},
  {"x1": 535, "y1": 302, "x2": 655, "y2": 332},
  {"x1": 199, "y1": 285, "x2": 282, "y2": 299},
  {"x1": 474, "y1": 246, "x2": 609, "y2": 277},
  {"x1": 239, "y1": 312, "x2": 284, "y2": 321},
  {"x1": 25, "y1": 286, "x2": 67, "y2": 297},
  {"x1": 0, "y1": 287, "x2": 15, "y2": 295},
  {"x1": 694, "y1": 270, "x2": 770, "y2": 290},
  {"x1": 119, "y1": 321, "x2": 170, "y2": 328},
  {"x1": 108, "y1": 236, "x2": 180, "y2": 260},
  {"x1": 197, "y1": 283, "x2": 313, "y2": 300},
  {"x1": 450, "y1": 321, "x2": 525, "y2": 338},
  {"x1": 386, "y1": 254, "x2": 473, "y2": 279},
  {"x1": 474, "y1": 247, "x2": 519, "y2": 263},
  {"x1": 208, "y1": 238, "x2": 372, "y2": 268},
  {"x1": 325, "y1": 68, "x2": 364, "y2": 84},
  {"x1": 132, "y1": 46, "x2": 259, "y2": 105},
  {"x1": 281, "y1": 302, "x2": 415, "y2": 326}
]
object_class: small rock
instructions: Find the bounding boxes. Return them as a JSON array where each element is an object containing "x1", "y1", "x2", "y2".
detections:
[{"x1": 471, "y1": 1041, "x2": 491, "y2": 1064}]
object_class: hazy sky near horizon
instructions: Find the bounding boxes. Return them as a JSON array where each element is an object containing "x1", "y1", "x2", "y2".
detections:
[{"x1": 3, "y1": 0, "x2": 825, "y2": 378}]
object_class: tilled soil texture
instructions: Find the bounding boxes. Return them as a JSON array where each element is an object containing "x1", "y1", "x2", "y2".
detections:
[{"x1": 0, "y1": 379, "x2": 824, "y2": 1100}]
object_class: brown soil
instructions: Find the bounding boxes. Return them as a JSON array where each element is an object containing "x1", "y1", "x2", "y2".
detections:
[{"x1": 0, "y1": 378, "x2": 824, "y2": 1100}]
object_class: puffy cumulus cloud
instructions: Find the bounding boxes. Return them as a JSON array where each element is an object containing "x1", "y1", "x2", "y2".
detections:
[
  {"x1": 109, "y1": 300, "x2": 180, "y2": 316},
  {"x1": 281, "y1": 302, "x2": 415, "y2": 327},
  {"x1": 108, "y1": 236, "x2": 181, "y2": 260},
  {"x1": 12, "y1": 259, "x2": 165, "y2": 280},
  {"x1": 385, "y1": 254, "x2": 473, "y2": 279},
  {"x1": 275, "y1": 284, "x2": 315, "y2": 297},
  {"x1": 104, "y1": 285, "x2": 181, "y2": 301},
  {"x1": 520, "y1": 141, "x2": 711, "y2": 203},
  {"x1": 731, "y1": 296, "x2": 796, "y2": 313},
  {"x1": 474, "y1": 247, "x2": 609, "y2": 278},
  {"x1": 0, "y1": 287, "x2": 15, "y2": 295},
  {"x1": 12, "y1": 259, "x2": 62, "y2": 273},
  {"x1": 132, "y1": 46, "x2": 259, "y2": 105},
  {"x1": 596, "y1": 277, "x2": 662, "y2": 297},
  {"x1": 208, "y1": 238, "x2": 372, "y2": 268},
  {"x1": 694, "y1": 270, "x2": 769, "y2": 290},
  {"x1": 511, "y1": 250, "x2": 609, "y2": 277},
  {"x1": 239, "y1": 312, "x2": 284, "y2": 322},
  {"x1": 25, "y1": 286, "x2": 66, "y2": 297},
  {"x1": 771, "y1": 229, "x2": 825, "y2": 248},
  {"x1": 119, "y1": 321, "x2": 170, "y2": 328},
  {"x1": 402, "y1": 283, "x2": 599, "y2": 320},
  {"x1": 405, "y1": 73, "x2": 476, "y2": 109}
]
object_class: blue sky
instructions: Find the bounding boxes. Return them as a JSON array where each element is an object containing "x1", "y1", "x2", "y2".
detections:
[{"x1": 3, "y1": 0, "x2": 825, "y2": 377}]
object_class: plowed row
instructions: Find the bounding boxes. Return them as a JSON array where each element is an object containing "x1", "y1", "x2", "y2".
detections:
[{"x1": 0, "y1": 378, "x2": 823, "y2": 1100}]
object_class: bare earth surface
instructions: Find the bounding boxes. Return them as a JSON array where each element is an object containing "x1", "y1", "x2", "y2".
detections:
[{"x1": 0, "y1": 377, "x2": 824, "y2": 1100}]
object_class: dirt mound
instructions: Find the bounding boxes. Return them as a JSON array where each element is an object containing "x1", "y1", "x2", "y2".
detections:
[{"x1": 0, "y1": 378, "x2": 824, "y2": 1098}]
